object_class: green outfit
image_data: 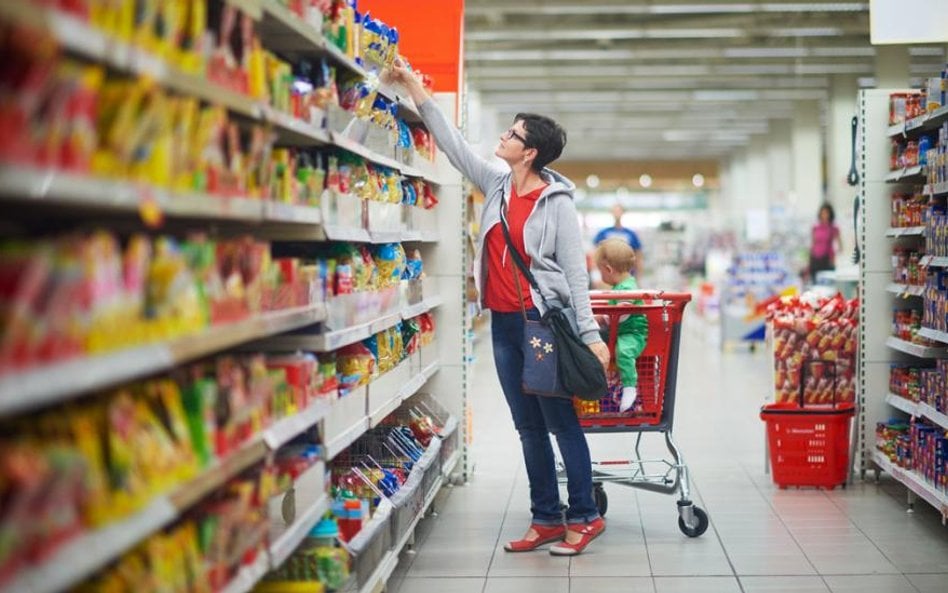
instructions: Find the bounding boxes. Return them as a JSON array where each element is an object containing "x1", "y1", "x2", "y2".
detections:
[{"x1": 610, "y1": 276, "x2": 648, "y2": 387}]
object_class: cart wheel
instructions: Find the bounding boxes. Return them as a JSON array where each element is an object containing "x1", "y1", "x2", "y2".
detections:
[
  {"x1": 593, "y1": 484, "x2": 608, "y2": 517},
  {"x1": 678, "y1": 506, "x2": 709, "y2": 538}
]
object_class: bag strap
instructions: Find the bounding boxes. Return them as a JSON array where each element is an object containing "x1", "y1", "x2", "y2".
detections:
[{"x1": 499, "y1": 197, "x2": 551, "y2": 310}]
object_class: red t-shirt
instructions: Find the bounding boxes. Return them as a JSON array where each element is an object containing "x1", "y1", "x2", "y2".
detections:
[{"x1": 484, "y1": 184, "x2": 546, "y2": 312}]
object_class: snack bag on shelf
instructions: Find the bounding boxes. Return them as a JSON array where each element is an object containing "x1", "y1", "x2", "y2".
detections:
[{"x1": 768, "y1": 293, "x2": 858, "y2": 405}]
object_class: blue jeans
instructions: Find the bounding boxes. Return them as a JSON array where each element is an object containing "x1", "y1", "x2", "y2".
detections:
[{"x1": 491, "y1": 309, "x2": 600, "y2": 526}]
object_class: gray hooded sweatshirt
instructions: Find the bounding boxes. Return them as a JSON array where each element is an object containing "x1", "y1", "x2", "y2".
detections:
[{"x1": 418, "y1": 99, "x2": 601, "y2": 346}]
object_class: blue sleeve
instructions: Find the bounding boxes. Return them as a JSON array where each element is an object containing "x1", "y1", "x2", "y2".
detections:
[
  {"x1": 626, "y1": 229, "x2": 642, "y2": 251},
  {"x1": 593, "y1": 228, "x2": 608, "y2": 245}
]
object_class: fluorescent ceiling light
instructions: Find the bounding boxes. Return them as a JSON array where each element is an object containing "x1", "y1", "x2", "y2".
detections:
[
  {"x1": 693, "y1": 90, "x2": 759, "y2": 101},
  {"x1": 724, "y1": 48, "x2": 808, "y2": 58},
  {"x1": 466, "y1": 3, "x2": 867, "y2": 16},
  {"x1": 767, "y1": 27, "x2": 843, "y2": 37},
  {"x1": 910, "y1": 47, "x2": 946, "y2": 57},
  {"x1": 466, "y1": 27, "x2": 744, "y2": 42}
]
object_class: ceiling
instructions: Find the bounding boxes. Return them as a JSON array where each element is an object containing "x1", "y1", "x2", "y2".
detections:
[{"x1": 463, "y1": 0, "x2": 946, "y2": 162}]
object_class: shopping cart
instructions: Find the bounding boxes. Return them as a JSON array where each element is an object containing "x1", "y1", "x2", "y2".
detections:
[{"x1": 557, "y1": 291, "x2": 708, "y2": 537}]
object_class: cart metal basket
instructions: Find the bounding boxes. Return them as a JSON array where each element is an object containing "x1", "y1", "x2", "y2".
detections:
[{"x1": 559, "y1": 290, "x2": 709, "y2": 537}]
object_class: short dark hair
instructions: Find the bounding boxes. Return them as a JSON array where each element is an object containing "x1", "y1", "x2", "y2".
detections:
[
  {"x1": 819, "y1": 203, "x2": 835, "y2": 223},
  {"x1": 514, "y1": 112, "x2": 567, "y2": 172}
]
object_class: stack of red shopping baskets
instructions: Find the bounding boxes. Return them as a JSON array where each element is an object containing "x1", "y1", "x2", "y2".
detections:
[{"x1": 760, "y1": 294, "x2": 858, "y2": 489}]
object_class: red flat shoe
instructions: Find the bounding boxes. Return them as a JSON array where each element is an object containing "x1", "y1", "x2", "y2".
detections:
[
  {"x1": 549, "y1": 518, "x2": 606, "y2": 556},
  {"x1": 504, "y1": 523, "x2": 566, "y2": 552}
]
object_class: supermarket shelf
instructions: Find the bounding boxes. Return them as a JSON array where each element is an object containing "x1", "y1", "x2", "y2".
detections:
[
  {"x1": 872, "y1": 450, "x2": 948, "y2": 519},
  {"x1": 884, "y1": 393, "x2": 948, "y2": 430},
  {"x1": 3, "y1": 495, "x2": 177, "y2": 593},
  {"x1": 326, "y1": 416, "x2": 370, "y2": 460},
  {"x1": 256, "y1": 296, "x2": 443, "y2": 353},
  {"x1": 919, "y1": 402, "x2": 948, "y2": 431},
  {"x1": 920, "y1": 255, "x2": 948, "y2": 267},
  {"x1": 403, "y1": 295, "x2": 444, "y2": 320},
  {"x1": 925, "y1": 181, "x2": 948, "y2": 197},
  {"x1": 885, "y1": 336, "x2": 948, "y2": 359},
  {"x1": 0, "y1": 303, "x2": 328, "y2": 416},
  {"x1": 0, "y1": 165, "x2": 261, "y2": 219},
  {"x1": 885, "y1": 393, "x2": 919, "y2": 416},
  {"x1": 269, "y1": 493, "x2": 331, "y2": 568},
  {"x1": 885, "y1": 283, "x2": 925, "y2": 297},
  {"x1": 331, "y1": 132, "x2": 405, "y2": 171},
  {"x1": 369, "y1": 360, "x2": 441, "y2": 427},
  {"x1": 918, "y1": 326, "x2": 948, "y2": 345},
  {"x1": 887, "y1": 105, "x2": 948, "y2": 139},
  {"x1": 885, "y1": 166, "x2": 926, "y2": 183},
  {"x1": 263, "y1": 201, "x2": 323, "y2": 225},
  {"x1": 263, "y1": 398, "x2": 333, "y2": 450},
  {"x1": 885, "y1": 226, "x2": 926, "y2": 237},
  {"x1": 355, "y1": 475, "x2": 445, "y2": 593},
  {"x1": 221, "y1": 553, "x2": 270, "y2": 593},
  {"x1": 442, "y1": 448, "x2": 462, "y2": 479},
  {"x1": 170, "y1": 439, "x2": 269, "y2": 511}
]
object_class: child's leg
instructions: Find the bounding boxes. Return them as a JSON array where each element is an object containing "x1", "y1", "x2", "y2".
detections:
[{"x1": 617, "y1": 334, "x2": 646, "y2": 412}]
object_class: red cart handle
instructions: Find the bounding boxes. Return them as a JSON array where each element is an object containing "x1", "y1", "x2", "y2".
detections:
[{"x1": 590, "y1": 290, "x2": 692, "y2": 304}]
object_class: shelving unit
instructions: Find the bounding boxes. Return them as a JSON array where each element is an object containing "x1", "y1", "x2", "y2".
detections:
[
  {"x1": 859, "y1": 88, "x2": 948, "y2": 523},
  {"x1": 0, "y1": 2, "x2": 468, "y2": 592}
]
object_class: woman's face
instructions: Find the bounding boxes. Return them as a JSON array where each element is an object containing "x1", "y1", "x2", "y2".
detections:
[
  {"x1": 819, "y1": 208, "x2": 831, "y2": 224},
  {"x1": 496, "y1": 120, "x2": 532, "y2": 165}
]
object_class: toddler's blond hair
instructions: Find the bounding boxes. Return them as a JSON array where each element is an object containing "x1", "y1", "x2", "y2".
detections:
[{"x1": 595, "y1": 238, "x2": 636, "y2": 274}]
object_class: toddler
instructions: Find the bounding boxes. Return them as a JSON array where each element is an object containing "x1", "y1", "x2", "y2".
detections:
[{"x1": 594, "y1": 239, "x2": 648, "y2": 412}]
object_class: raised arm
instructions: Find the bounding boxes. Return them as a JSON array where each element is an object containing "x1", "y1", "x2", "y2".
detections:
[{"x1": 388, "y1": 59, "x2": 506, "y2": 194}]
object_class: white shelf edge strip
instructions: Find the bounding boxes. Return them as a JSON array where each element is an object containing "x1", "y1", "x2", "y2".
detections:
[
  {"x1": 327, "y1": 418, "x2": 371, "y2": 460},
  {"x1": 873, "y1": 450, "x2": 948, "y2": 515},
  {"x1": 263, "y1": 399, "x2": 333, "y2": 450},
  {"x1": 11, "y1": 496, "x2": 177, "y2": 593},
  {"x1": 221, "y1": 552, "x2": 270, "y2": 593},
  {"x1": 918, "y1": 326, "x2": 948, "y2": 345},
  {"x1": 885, "y1": 336, "x2": 948, "y2": 358},
  {"x1": 357, "y1": 473, "x2": 445, "y2": 593},
  {"x1": 262, "y1": 297, "x2": 442, "y2": 353},
  {"x1": 442, "y1": 449, "x2": 462, "y2": 479},
  {"x1": 885, "y1": 283, "x2": 924, "y2": 297},
  {"x1": 270, "y1": 494, "x2": 331, "y2": 568},
  {"x1": 0, "y1": 304, "x2": 327, "y2": 415},
  {"x1": 918, "y1": 402, "x2": 948, "y2": 431},
  {"x1": 885, "y1": 393, "x2": 918, "y2": 416}
]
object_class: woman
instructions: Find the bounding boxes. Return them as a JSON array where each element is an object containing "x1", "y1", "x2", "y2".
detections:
[
  {"x1": 388, "y1": 59, "x2": 610, "y2": 556},
  {"x1": 809, "y1": 203, "x2": 842, "y2": 280}
]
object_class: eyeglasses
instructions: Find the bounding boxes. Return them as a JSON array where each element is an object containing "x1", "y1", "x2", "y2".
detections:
[{"x1": 503, "y1": 128, "x2": 529, "y2": 145}]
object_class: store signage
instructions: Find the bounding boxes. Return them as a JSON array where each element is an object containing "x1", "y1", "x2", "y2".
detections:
[
  {"x1": 359, "y1": 0, "x2": 465, "y2": 94},
  {"x1": 870, "y1": 0, "x2": 948, "y2": 44}
]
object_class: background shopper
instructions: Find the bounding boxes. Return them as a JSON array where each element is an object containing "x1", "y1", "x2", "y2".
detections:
[
  {"x1": 809, "y1": 202, "x2": 842, "y2": 280},
  {"x1": 594, "y1": 204, "x2": 644, "y2": 277}
]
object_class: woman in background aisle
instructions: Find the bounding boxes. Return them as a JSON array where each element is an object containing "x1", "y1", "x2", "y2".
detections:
[
  {"x1": 809, "y1": 203, "x2": 842, "y2": 281},
  {"x1": 388, "y1": 59, "x2": 610, "y2": 556}
]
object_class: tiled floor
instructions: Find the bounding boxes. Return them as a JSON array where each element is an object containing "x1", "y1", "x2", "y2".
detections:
[{"x1": 389, "y1": 318, "x2": 948, "y2": 593}]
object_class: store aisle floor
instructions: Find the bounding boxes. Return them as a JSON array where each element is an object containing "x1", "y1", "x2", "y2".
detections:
[{"x1": 389, "y1": 318, "x2": 948, "y2": 593}]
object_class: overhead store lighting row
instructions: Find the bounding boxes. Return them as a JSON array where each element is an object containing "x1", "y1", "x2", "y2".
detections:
[
  {"x1": 466, "y1": 26, "x2": 866, "y2": 42},
  {"x1": 466, "y1": 46, "x2": 944, "y2": 61},
  {"x1": 466, "y1": 2, "x2": 869, "y2": 16}
]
